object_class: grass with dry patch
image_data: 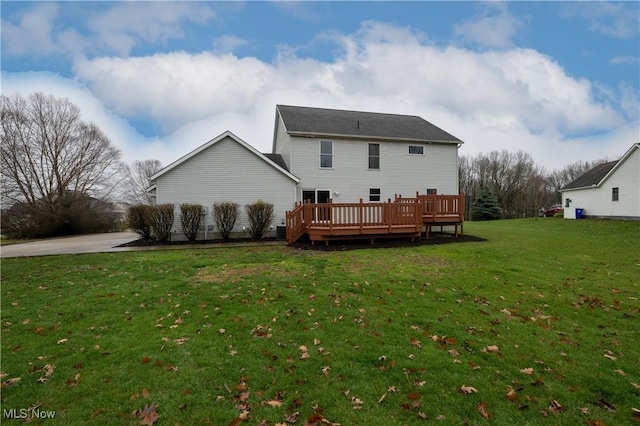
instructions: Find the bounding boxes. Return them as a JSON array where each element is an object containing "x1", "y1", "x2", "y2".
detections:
[{"x1": 1, "y1": 218, "x2": 638, "y2": 425}]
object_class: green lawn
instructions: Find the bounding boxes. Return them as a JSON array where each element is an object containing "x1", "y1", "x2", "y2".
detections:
[{"x1": 1, "y1": 219, "x2": 638, "y2": 425}]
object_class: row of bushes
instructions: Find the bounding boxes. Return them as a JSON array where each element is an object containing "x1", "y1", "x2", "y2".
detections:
[{"x1": 127, "y1": 201, "x2": 275, "y2": 243}]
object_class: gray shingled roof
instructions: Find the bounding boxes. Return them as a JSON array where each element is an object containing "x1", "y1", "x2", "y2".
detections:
[
  {"x1": 263, "y1": 153, "x2": 289, "y2": 172},
  {"x1": 561, "y1": 161, "x2": 618, "y2": 190},
  {"x1": 277, "y1": 105, "x2": 462, "y2": 144}
]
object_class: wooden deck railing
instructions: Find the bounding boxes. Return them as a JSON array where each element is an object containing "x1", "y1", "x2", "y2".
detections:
[
  {"x1": 395, "y1": 193, "x2": 465, "y2": 222},
  {"x1": 286, "y1": 193, "x2": 465, "y2": 244},
  {"x1": 285, "y1": 202, "x2": 307, "y2": 244}
]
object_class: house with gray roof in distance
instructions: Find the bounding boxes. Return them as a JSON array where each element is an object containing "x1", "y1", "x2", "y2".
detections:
[
  {"x1": 149, "y1": 105, "x2": 464, "y2": 240},
  {"x1": 559, "y1": 143, "x2": 639, "y2": 220}
]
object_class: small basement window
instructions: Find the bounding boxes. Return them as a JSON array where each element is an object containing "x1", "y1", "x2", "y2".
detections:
[
  {"x1": 369, "y1": 188, "x2": 381, "y2": 202},
  {"x1": 408, "y1": 145, "x2": 424, "y2": 155},
  {"x1": 612, "y1": 187, "x2": 619, "y2": 201}
]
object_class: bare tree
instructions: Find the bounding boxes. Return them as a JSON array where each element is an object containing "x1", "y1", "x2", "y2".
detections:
[
  {"x1": 124, "y1": 159, "x2": 162, "y2": 204},
  {"x1": 1, "y1": 92, "x2": 125, "y2": 236}
]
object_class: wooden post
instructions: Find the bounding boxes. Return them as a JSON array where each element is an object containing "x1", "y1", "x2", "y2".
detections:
[
  {"x1": 359, "y1": 198, "x2": 364, "y2": 234},
  {"x1": 329, "y1": 198, "x2": 333, "y2": 234}
]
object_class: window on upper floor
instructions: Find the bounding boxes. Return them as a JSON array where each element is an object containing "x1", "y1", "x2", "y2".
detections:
[
  {"x1": 368, "y1": 143, "x2": 380, "y2": 170},
  {"x1": 408, "y1": 145, "x2": 424, "y2": 155},
  {"x1": 612, "y1": 187, "x2": 619, "y2": 201},
  {"x1": 320, "y1": 140, "x2": 333, "y2": 168},
  {"x1": 369, "y1": 188, "x2": 381, "y2": 202}
]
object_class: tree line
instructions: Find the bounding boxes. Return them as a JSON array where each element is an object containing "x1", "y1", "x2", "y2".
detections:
[
  {"x1": 1, "y1": 92, "x2": 612, "y2": 238},
  {"x1": 1, "y1": 92, "x2": 161, "y2": 238},
  {"x1": 459, "y1": 150, "x2": 611, "y2": 219}
]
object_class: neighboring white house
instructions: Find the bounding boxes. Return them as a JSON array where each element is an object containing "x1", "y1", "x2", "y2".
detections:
[
  {"x1": 559, "y1": 143, "x2": 639, "y2": 220},
  {"x1": 149, "y1": 105, "x2": 463, "y2": 240}
]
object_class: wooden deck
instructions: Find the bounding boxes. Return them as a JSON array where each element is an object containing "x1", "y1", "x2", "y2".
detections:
[{"x1": 285, "y1": 193, "x2": 465, "y2": 244}]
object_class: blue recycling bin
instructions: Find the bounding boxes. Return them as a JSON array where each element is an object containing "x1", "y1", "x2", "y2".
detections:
[{"x1": 575, "y1": 208, "x2": 584, "y2": 219}]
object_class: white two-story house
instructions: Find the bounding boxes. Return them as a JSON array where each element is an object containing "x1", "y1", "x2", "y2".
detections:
[
  {"x1": 149, "y1": 105, "x2": 463, "y2": 240},
  {"x1": 273, "y1": 105, "x2": 462, "y2": 205}
]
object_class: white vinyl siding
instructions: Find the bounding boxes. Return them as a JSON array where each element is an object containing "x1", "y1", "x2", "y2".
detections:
[
  {"x1": 273, "y1": 114, "x2": 292, "y2": 170},
  {"x1": 155, "y1": 135, "x2": 297, "y2": 239},
  {"x1": 288, "y1": 136, "x2": 458, "y2": 203}
]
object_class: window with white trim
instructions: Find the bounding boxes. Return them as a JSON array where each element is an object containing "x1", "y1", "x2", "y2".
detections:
[
  {"x1": 612, "y1": 187, "x2": 619, "y2": 201},
  {"x1": 320, "y1": 140, "x2": 333, "y2": 168}
]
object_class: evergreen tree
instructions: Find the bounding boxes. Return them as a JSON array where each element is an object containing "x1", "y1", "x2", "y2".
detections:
[{"x1": 471, "y1": 188, "x2": 503, "y2": 221}]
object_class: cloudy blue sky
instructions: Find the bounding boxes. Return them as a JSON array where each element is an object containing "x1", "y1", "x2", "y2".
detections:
[{"x1": 2, "y1": 1, "x2": 638, "y2": 170}]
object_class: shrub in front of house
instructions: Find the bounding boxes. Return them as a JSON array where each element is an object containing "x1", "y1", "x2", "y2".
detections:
[
  {"x1": 245, "y1": 200, "x2": 274, "y2": 240},
  {"x1": 180, "y1": 203, "x2": 202, "y2": 242},
  {"x1": 213, "y1": 202, "x2": 240, "y2": 240},
  {"x1": 149, "y1": 203, "x2": 175, "y2": 243},
  {"x1": 127, "y1": 204, "x2": 153, "y2": 239}
]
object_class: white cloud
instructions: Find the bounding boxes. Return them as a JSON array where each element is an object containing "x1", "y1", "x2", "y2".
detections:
[
  {"x1": 4, "y1": 20, "x2": 637, "y2": 172},
  {"x1": 212, "y1": 35, "x2": 250, "y2": 54},
  {"x1": 86, "y1": 2, "x2": 217, "y2": 56},
  {"x1": 564, "y1": 2, "x2": 640, "y2": 39},
  {"x1": 1, "y1": 3, "x2": 59, "y2": 56},
  {"x1": 0, "y1": 71, "x2": 150, "y2": 164},
  {"x1": 610, "y1": 56, "x2": 639, "y2": 65},
  {"x1": 1, "y1": 2, "x2": 217, "y2": 59},
  {"x1": 453, "y1": 2, "x2": 523, "y2": 49}
]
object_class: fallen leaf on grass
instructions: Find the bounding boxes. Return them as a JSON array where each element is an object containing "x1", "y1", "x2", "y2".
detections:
[
  {"x1": 57, "y1": 338, "x2": 68, "y2": 344},
  {"x1": 549, "y1": 400, "x2": 564, "y2": 414},
  {"x1": 505, "y1": 385, "x2": 518, "y2": 401},
  {"x1": 484, "y1": 345, "x2": 499, "y2": 353},
  {"x1": 520, "y1": 368, "x2": 534, "y2": 375},
  {"x1": 37, "y1": 364, "x2": 56, "y2": 383},
  {"x1": 477, "y1": 401, "x2": 491, "y2": 419},
  {"x1": 460, "y1": 385, "x2": 478, "y2": 394},
  {"x1": 351, "y1": 396, "x2": 364, "y2": 410},
  {"x1": 598, "y1": 398, "x2": 616, "y2": 412},
  {"x1": 2, "y1": 377, "x2": 21, "y2": 387},
  {"x1": 378, "y1": 392, "x2": 387, "y2": 404},
  {"x1": 173, "y1": 337, "x2": 189, "y2": 345},
  {"x1": 133, "y1": 402, "x2": 160, "y2": 425},
  {"x1": 66, "y1": 373, "x2": 80, "y2": 387}
]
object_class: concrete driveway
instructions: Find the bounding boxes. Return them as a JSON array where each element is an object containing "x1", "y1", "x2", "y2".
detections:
[{"x1": 1, "y1": 231, "x2": 139, "y2": 258}]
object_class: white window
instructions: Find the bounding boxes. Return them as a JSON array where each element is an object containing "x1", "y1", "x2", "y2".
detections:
[
  {"x1": 408, "y1": 145, "x2": 424, "y2": 155},
  {"x1": 320, "y1": 141, "x2": 333, "y2": 168}
]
